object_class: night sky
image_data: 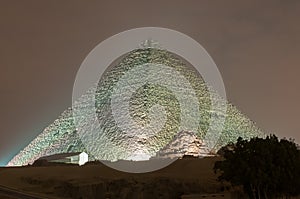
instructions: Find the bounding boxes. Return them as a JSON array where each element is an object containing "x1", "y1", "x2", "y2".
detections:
[{"x1": 0, "y1": 0, "x2": 299, "y2": 165}]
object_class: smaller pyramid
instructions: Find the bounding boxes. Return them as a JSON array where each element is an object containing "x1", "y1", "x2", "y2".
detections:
[{"x1": 155, "y1": 131, "x2": 212, "y2": 159}]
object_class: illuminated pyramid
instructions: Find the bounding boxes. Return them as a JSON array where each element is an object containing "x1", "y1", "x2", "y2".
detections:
[{"x1": 8, "y1": 48, "x2": 263, "y2": 166}]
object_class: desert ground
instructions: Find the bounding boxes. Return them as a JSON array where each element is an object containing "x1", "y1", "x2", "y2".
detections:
[{"x1": 0, "y1": 157, "x2": 240, "y2": 199}]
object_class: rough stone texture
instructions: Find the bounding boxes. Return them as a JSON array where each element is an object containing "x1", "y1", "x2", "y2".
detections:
[
  {"x1": 8, "y1": 48, "x2": 263, "y2": 166},
  {"x1": 155, "y1": 131, "x2": 211, "y2": 159}
]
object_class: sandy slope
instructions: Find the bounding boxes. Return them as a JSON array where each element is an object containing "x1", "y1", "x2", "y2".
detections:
[{"x1": 0, "y1": 157, "x2": 228, "y2": 199}]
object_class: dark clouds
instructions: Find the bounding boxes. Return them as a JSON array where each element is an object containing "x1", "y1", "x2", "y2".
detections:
[{"x1": 0, "y1": 0, "x2": 299, "y2": 165}]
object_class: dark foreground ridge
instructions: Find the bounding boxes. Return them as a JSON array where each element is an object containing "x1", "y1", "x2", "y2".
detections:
[
  {"x1": 0, "y1": 157, "x2": 248, "y2": 199},
  {"x1": 0, "y1": 184, "x2": 45, "y2": 199}
]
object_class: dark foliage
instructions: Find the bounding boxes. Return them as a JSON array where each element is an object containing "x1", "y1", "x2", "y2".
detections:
[{"x1": 214, "y1": 135, "x2": 300, "y2": 199}]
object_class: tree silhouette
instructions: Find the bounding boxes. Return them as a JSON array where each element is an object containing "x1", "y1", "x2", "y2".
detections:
[{"x1": 214, "y1": 135, "x2": 300, "y2": 199}]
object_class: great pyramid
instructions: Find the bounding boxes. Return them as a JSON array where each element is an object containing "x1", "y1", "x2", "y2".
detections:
[{"x1": 8, "y1": 48, "x2": 263, "y2": 166}]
